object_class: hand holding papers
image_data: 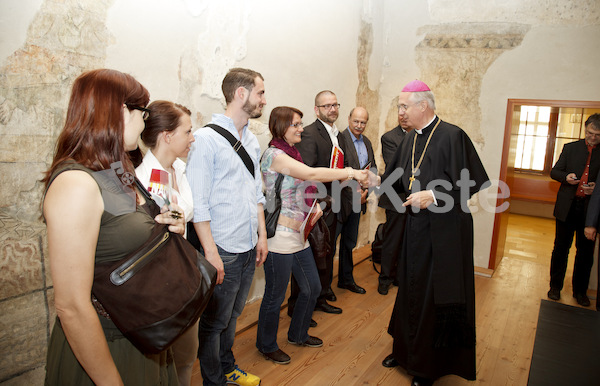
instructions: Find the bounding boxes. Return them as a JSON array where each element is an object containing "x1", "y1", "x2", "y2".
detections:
[
  {"x1": 330, "y1": 146, "x2": 344, "y2": 169},
  {"x1": 148, "y1": 169, "x2": 182, "y2": 219},
  {"x1": 300, "y1": 200, "x2": 324, "y2": 242}
]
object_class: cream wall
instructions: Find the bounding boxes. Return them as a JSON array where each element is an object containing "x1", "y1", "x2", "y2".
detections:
[{"x1": 1, "y1": 0, "x2": 599, "y2": 383}]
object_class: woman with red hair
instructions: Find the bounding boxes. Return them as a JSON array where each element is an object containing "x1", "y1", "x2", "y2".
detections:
[{"x1": 42, "y1": 69, "x2": 183, "y2": 385}]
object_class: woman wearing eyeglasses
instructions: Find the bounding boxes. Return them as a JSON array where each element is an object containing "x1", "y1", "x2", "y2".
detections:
[
  {"x1": 42, "y1": 69, "x2": 183, "y2": 385},
  {"x1": 256, "y1": 106, "x2": 369, "y2": 365},
  {"x1": 134, "y1": 100, "x2": 196, "y2": 386}
]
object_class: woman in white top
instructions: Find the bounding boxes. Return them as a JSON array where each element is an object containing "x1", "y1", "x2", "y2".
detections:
[{"x1": 134, "y1": 100, "x2": 196, "y2": 386}]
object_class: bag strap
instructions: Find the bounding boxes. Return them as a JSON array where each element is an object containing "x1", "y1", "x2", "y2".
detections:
[
  {"x1": 265, "y1": 173, "x2": 284, "y2": 213},
  {"x1": 134, "y1": 177, "x2": 161, "y2": 217},
  {"x1": 273, "y1": 173, "x2": 284, "y2": 198},
  {"x1": 207, "y1": 123, "x2": 255, "y2": 178}
]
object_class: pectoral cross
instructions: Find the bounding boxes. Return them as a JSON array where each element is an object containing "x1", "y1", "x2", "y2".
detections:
[{"x1": 409, "y1": 175, "x2": 415, "y2": 190}]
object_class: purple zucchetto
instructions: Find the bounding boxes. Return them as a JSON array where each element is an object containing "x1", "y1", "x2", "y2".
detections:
[{"x1": 401, "y1": 79, "x2": 431, "y2": 92}]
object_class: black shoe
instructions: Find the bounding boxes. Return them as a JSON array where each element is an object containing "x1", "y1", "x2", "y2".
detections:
[
  {"x1": 574, "y1": 293, "x2": 591, "y2": 307},
  {"x1": 337, "y1": 282, "x2": 366, "y2": 294},
  {"x1": 260, "y1": 348, "x2": 291, "y2": 365},
  {"x1": 309, "y1": 319, "x2": 317, "y2": 328},
  {"x1": 288, "y1": 335, "x2": 323, "y2": 348},
  {"x1": 325, "y1": 288, "x2": 337, "y2": 302},
  {"x1": 314, "y1": 302, "x2": 342, "y2": 314},
  {"x1": 378, "y1": 282, "x2": 390, "y2": 295},
  {"x1": 411, "y1": 376, "x2": 434, "y2": 386},
  {"x1": 547, "y1": 288, "x2": 560, "y2": 300},
  {"x1": 382, "y1": 353, "x2": 399, "y2": 368}
]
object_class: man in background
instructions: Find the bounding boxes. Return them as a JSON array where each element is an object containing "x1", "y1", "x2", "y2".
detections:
[
  {"x1": 377, "y1": 111, "x2": 410, "y2": 295},
  {"x1": 336, "y1": 107, "x2": 377, "y2": 294},
  {"x1": 548, "y1": 113, "x2": 600, "y2": 307}
]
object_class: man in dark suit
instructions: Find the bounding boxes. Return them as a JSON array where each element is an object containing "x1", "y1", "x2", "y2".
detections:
[
  {"x1": 290, "y1": 90, "x2": 343, "y2": 314},
  {"x1": 549, "y1": 113, "x2": 600, "y2": 307},
  {"x1": 583, "y1": 114, "x2": 600, "y2": 311},
  {"x1": 377, "y1": 115, "x2": 410, "y2": 295},
  {"x1": 336, "y1": 107, "x2": 377, "y2": 294}
]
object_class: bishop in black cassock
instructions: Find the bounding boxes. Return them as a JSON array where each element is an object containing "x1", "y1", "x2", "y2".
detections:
[{"x1": 381, "y1": 80, "x2": 488, "y2": 385}]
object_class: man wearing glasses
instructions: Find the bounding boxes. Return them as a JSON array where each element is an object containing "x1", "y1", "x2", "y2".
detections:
[
  {"x1": 549, "y1": 113, "x2": 600, "y2": 307},
  {"x1": 287, "y1": 90, "x2": 344, "y2": 316},
  {"x1": 381, "y1": 80, "x2": 488, "y2": 386}
]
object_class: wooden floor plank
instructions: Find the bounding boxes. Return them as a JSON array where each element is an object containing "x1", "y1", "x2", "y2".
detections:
[{"x1": 190, "y1": 214, "x2": 594, "y2": 385}]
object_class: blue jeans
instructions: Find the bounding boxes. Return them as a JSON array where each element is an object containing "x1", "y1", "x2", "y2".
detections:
[
  {"x1": 256, "y1": 247, "x2": 321, "y2": 353},
  {"x1": 198, "y1": 246, "x2": 256, "y2": 386}
]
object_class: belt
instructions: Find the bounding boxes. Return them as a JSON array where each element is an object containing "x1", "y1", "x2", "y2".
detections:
[{"x1": 277, "y1": 214, "x2": 303, "y2": 231}]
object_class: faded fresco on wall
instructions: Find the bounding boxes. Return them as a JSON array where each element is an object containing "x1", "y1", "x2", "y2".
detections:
[
  {"x1": 0, "y1": 0, "x2": 114, "y2": 381},
  {"x1": 415, "y1": 23, "x2": 529, "y2": 146}
]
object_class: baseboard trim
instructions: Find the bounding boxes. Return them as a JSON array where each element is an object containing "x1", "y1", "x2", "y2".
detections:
[{"x1": 475, "y1": 266, "x2": 494, "y2": 278}]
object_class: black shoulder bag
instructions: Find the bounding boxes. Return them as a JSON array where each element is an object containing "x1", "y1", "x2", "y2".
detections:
[
  {"x1": 207, "y1": 123, "x2": 254, "y2": 177},
  {"x1": 264, "y1": 173, "x2": 284, "y2": 238}
]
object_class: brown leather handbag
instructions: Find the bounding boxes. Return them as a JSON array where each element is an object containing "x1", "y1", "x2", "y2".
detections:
[
  {"x1": 308, "y1": 197, "x2": 332, "y2": 269},
  {"x1": 91, "y1": 178, "x2": 217, "y2": 354}
]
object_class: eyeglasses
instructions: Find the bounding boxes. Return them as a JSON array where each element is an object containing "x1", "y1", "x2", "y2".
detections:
[
  {"x1": 397, "y1": 103, "x2": 417, "y2": 112},
  {"x1": 290, "y1": 122, "x2": 303, "y2": 128},
  {"x1": 317, "y1": 103, "x2": 340, "y2": 110},
  {"x1": 127, "y1": 104, "x2": 151, "y2": 120}
]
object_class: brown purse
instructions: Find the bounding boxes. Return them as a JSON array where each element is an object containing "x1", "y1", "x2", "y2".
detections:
[
  {"x1": 308, "y1": 197, "x2": 332, "y2": 269},
  {"x1": 91, "y1": 178, "x2": 217, "y2": 354}
]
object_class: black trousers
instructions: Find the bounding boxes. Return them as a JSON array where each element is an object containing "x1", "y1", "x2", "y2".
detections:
[
  {"x1": 288, "y1": 209, "x2": 337, "y2": 313},
  {"x1": 378, "y1": 209, "x2": 407, "y2": 286},
  {"x1": 550, "y1": 198, "x2": 595, "y2": 295},
  {"x1": 336, "y1": 211, "x2": 361, "y2": 286}
]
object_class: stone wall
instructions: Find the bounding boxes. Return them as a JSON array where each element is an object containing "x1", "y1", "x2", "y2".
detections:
[{"x1": 0, "y1": 0, "x2": 113, "y2": 383}]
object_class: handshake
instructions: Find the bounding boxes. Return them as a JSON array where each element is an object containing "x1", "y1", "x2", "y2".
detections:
[{"x1": 348, "y1": 168, "x2": 381, "y2": 188}]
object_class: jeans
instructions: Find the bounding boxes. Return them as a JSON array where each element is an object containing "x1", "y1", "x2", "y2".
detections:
[
  {"x1": 288, "y1": 208, "x2": 336, "y2": 311},
  {"x1": 198, "y1": 246, "x2": 256, "y2": 386},
  {"x1": 257, "y1": 247, "x2": 321, "y2": 352}
]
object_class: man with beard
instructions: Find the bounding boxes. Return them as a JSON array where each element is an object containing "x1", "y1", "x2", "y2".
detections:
[
  {"x1": 381, "y1": 80, "x2": 488, "y2": 386},
  {"x1": 187, "y1": 68, "x2": 267, "y2": 386},
  {"x1": 336, "y1": 107, "x2": 376, "y2": 294},
  {"x1": 288, "y1": 90, "x2": 344, "y2": 316}
]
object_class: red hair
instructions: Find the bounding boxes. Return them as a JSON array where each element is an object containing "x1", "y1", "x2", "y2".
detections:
[{"x1": 43, "y1": 69, "x2": 149, "y2": 187}]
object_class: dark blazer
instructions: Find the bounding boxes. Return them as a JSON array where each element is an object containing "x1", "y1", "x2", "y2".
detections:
[
  {"x1": 551, "y1": 139, "x2": 600, "y2": 222},
  {"x1": 295, "y1": 119, "x2": 339, "y2": 230},
  {"x1": 586, "y1": 182, "x2": 600, "y2": 228},
  {"x1": 378, "y1": 125, "x2": 407, "y2": 211},
  {"x1": 337, "y1": 128, "x2": 376, "y2": 220},
  {"x1": 296, "y1": 119, "x2": 334, "y2": 169},
  {"x1": 381, "y1": 125, "x2": 406, "y2": 171}
]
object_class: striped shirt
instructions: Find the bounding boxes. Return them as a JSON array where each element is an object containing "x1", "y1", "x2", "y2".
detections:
[{"x1": 186, "y1": 114, "x2": 266, "y2": 253}]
